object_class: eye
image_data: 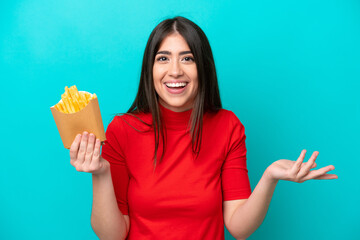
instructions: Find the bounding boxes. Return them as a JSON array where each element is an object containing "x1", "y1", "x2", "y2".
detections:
[
  {"x1": 156, "y1": 56, "x2": 168, "y2": 62},
  {"x1": 183, "y1": 56, "x2": 194, "y2": 62}
]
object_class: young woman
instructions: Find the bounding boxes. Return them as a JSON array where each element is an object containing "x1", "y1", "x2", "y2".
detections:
[{"x1": 69, "y1": 16, "x2": 338, "y2": 240}]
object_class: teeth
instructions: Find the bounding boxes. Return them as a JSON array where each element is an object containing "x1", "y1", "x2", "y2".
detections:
[{"x1": 165, "y1": 82, "x2": 187, "y2": 87}]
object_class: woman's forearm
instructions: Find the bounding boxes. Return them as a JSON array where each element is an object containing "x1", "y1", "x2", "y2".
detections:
[
  {"x1": 228, "y1": 168, "x2": 278, "y2": 240},
  {"x1": 91, "y1": 161, "x2": 128, "y2": 240}
]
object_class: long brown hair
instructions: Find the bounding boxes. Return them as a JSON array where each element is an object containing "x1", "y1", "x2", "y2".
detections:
[{"x1": 126, "y1": 16, "x2": 222, "y2": 168}]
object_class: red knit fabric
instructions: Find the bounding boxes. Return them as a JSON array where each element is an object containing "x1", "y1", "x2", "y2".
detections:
[{"x1": 101, "y1": 104, "x2": 252, "y2": 239}]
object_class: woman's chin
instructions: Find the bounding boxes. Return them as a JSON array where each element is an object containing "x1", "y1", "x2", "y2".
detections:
[{"x1": 160, "y1": 100, "x2": 193, "y2": 112}]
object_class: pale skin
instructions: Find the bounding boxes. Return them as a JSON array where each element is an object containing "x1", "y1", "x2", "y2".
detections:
[
  {"x1": 69, "y1": 32, "x2": 338, "y2": 239},
  {"x1": 223, "y1": 150, "x2": 338, "y2": 240},
  {"x1": 70, "y1": 132, "x2": 130, "y2": 239},
  {"x1": 153, "y1": 32, "x2": 198, "y2": 112},
  {"x1": 71, "y1": 134, "x2": 338, "y2": 240}
]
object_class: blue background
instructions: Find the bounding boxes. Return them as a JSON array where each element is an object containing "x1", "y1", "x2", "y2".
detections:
[{"x1": 1, "y1": 0, "x2": 359, "y2": 239}]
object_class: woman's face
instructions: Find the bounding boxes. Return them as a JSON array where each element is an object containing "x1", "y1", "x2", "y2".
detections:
[{"x1": 153, "y1": 33, "x2": 198, "y2": 112}]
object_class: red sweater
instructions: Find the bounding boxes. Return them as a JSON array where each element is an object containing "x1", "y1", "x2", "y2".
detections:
[{"x1": 101, "y1": 104, "x2": 252, "y2": 239}]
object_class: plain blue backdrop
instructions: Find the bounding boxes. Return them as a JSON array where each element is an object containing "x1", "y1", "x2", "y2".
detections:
[{"x1": 0, "y1": 0, "x2": 359, "y2": 239}]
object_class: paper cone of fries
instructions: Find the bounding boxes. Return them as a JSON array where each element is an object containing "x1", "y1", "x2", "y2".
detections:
[{"x1": 50, "y1": 86, "x2": 106, "y2": 149}]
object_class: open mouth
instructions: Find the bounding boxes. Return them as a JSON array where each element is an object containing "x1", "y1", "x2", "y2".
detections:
[
  {"x1": 164, "y1": 82, "x2": 189, "y2": 94},
  {"x1": 165, "y1": 82, "x2": 188, "y2": 89}
]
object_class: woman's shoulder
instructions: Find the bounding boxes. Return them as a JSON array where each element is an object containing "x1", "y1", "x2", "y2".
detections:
[
  {"x1": 205, "y1": 108, "x2": 240, "y2": 122},
  {"x1": 205, "y1": 108, "x2": 245, "y2": 131},
  {"x1": 107, "y1": 111, "x2": 153, "y2": 132}
]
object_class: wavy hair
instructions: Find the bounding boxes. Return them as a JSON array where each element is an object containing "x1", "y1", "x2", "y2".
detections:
[{"x1": 126, "y1": 16, "x2": 222, "y2": 168}]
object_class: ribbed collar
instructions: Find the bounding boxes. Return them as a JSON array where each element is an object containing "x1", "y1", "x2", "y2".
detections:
[{"x1": 159, "y1": 103, "x2": 192, "y2": 131}]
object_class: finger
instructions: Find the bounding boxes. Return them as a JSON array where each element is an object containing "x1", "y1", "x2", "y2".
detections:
[
  {"x1": 77, "y1": 131, "x2": 89, "y2": 165},
  {"x1": 93, "y1": 138, "x2": 101, "y2": 161},
  {"x1": 311, "y1": 162, "x2": 317, "y2": 169},
  {"x1": 90, "y1": 138, "x2": 101, "y2": 170},
  {"x1": 300, "y1": 162, "x2": 317, "y2": 168},
  {"x1": 290, "y1": 149, "x2": 306, "y2": 174},
  {"x1": 70, "y1": 134, "x2": 82, "y2": 165},
  {"x1": 84, "y1": 133, "x2": 96, "y2": 165},
  {"x1": 313, "y1": 174, "x2": 338, "y2": 180},
  {"x1": 297, "y1": 151, "x2": 319, "y2": 179},
  {"x1": 302, "y1": 165, "x2": 335, "y2": 181}
]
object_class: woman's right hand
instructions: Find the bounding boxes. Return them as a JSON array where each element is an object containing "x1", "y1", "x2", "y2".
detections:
[{"x1": 70, "y1": 131, "x2": 109, "y2": 176}]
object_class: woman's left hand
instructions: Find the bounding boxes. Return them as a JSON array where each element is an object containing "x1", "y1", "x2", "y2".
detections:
[{"x1": 265, "y1": 150, "x2": 338, "y2": 182}]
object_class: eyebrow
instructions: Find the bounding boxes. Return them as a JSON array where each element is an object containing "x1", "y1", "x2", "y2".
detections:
[{"x1": 156, "y1": 50, "x2": 192, "y2": 55}]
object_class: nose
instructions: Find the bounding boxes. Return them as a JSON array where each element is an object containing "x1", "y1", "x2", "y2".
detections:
[{"x1": 168, "y1": 59, "x2": 183, "y2": 77}]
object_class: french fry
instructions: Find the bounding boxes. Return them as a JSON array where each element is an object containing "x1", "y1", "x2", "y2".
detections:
[
  {"x1": 58, "y1": 101, "x2": 66, "y2": 113},
  {"x1": 85, "y1": 93, "x2": 91, "y2": 103},
  {"x1": 69, "y1": 98, "x2": 76, "y2": 113},
  {"x1": 70, "y1": 87, "x2": 84, "y2": 109},
  {"x1": 71, "y1": 98, "x2": 80, "y2": 112},
  {"x1": 79, "y1": 92, "x2": 87, "y2": 106},
  {"x1": 50, "y1": 84, "x2": 106, "y2": 149},
  {"x1": 68, "y1": 87, "x2": 75, "y2": 99},
  {"x1": 63, "y1": 97, "x2": 73, "y2": 113},
  {"x1": 74, "y1": 98, "x2": 82, "y2": 111},
  {"x1": 54, "y1": 85, "x2": 97, "y2": 114},
  {"x1": 65, "y1": 86, "x2": 71, "y2": 98}
]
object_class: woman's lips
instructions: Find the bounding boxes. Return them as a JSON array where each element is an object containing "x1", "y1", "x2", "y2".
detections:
[{"x1": 164, "y1": 83, "x2": 189, "y2": 94}]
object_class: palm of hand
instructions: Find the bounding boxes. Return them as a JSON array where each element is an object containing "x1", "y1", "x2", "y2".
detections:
[{"x1": 267, "y1": 150, "x2": 338, "y2": 183}]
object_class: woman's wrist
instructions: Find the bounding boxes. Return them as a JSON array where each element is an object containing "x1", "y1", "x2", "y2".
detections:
[
  {"x1": 92, "y1": 158, "x2": 111, "y2": 177},
  {"x1": 264, "y1": 166, "x2": 279, "y2": 184}
]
